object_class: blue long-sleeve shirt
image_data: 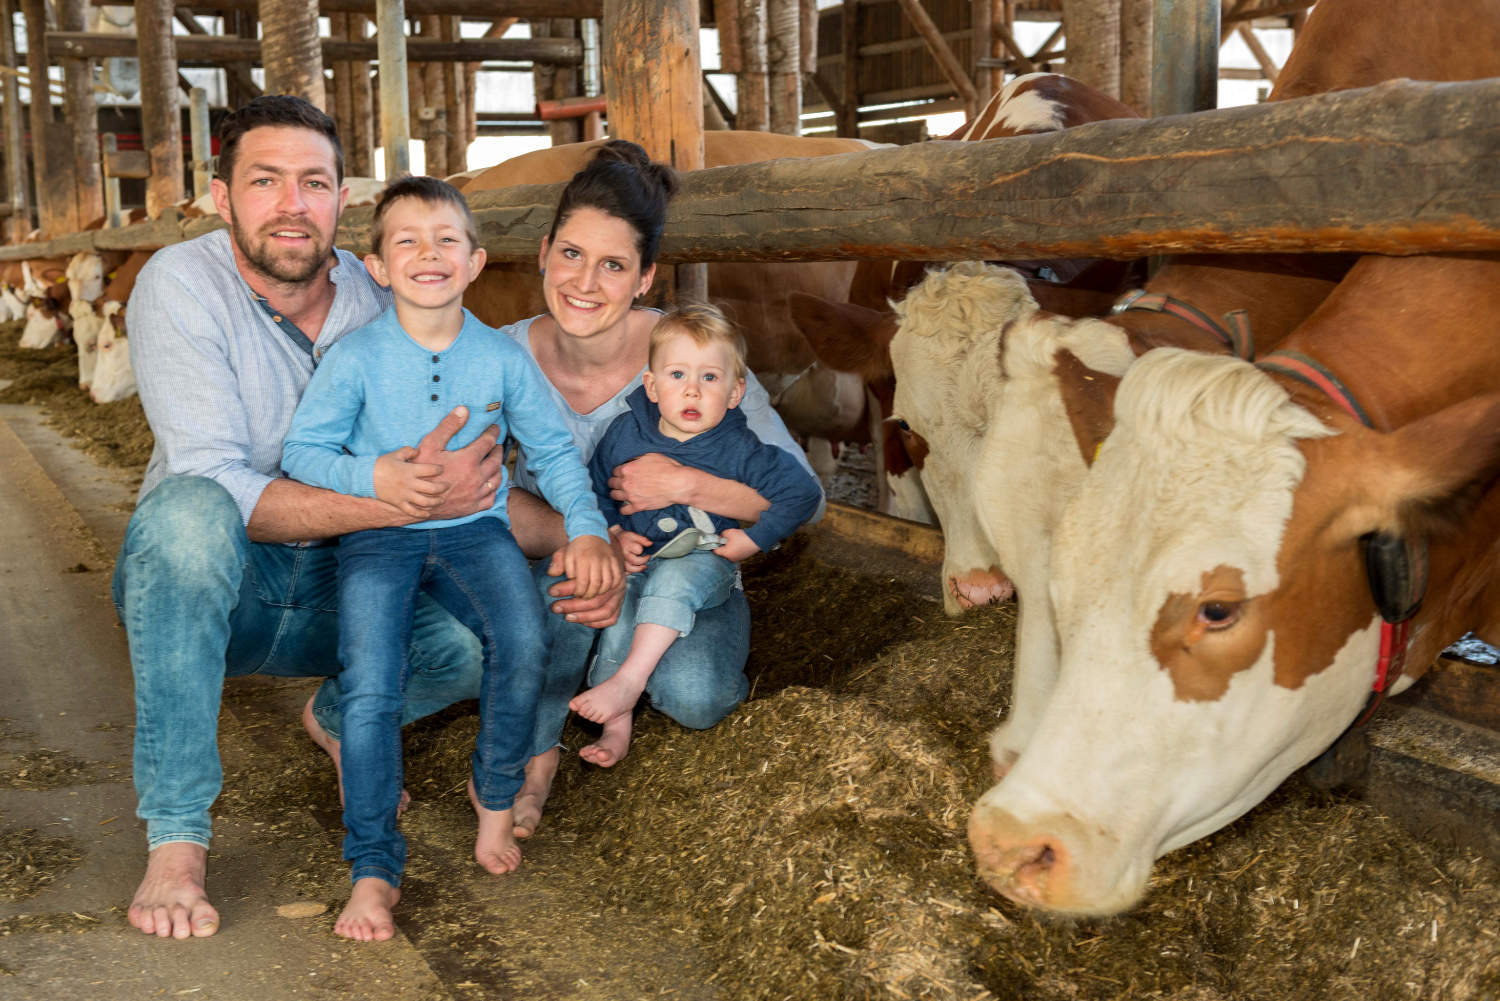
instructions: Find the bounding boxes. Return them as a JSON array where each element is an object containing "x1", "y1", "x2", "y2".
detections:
[
  {"x1": 282, "y1": 305, "x2": 608, "y2": 540},
  {"x1": 589, "y1": 385, "x2": 821, "y2": 554}
]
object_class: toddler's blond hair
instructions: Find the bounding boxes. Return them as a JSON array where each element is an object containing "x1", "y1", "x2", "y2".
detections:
[{"x1": 648, "y1": 301, "x2": 748, "y2": 381}]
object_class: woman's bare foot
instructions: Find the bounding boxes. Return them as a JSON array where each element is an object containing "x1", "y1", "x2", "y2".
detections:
[
  {"x1": 512, "y1": 748, "x2": 557, "y2": 839},
  {"x1": 468, "y1": 779, "x2": 522, "y2": 874},
  {"x1": 335, "y1": 877, "x2": 401, "y2": 941},
  {"x1": 302, "y1": 696, "x2": 410, "y2": 815},
  {"x1": 579, "y1": 712, "x2": 632, "y2": 768},
  {"x1": 128, "y1": 842, "x2": 220, "y2": 939},
  {"x1": 569, "y1": 671, "x2": 648, "y2": 725}
]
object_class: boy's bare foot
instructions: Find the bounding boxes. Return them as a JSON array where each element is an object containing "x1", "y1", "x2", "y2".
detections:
[
  {"x1": 468, "y1": 779, "x2": 522, "y2": 874},
  {"x1": 579, "y1": 712, "x2": 632, "y2": 768},
  {"x1": 512, "y1": 748, "x2": 557, "y2": 839},
  {"x1": 568, "y1": 672, "x2": 648, "y2": 725},
  {"x1": 335, "y1": 877, "x2": 401, "y2": 941},
  {"x1": 302, "y1": 696, "x2": 410, "y2": 815},
  {"x1": 128, "y1": 842, "x2": 219, "y2": 939}
]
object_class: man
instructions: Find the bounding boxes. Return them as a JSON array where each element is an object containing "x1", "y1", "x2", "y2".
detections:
[{"x1": 115, "y1": 96, "x2": 617, "y2": 940}]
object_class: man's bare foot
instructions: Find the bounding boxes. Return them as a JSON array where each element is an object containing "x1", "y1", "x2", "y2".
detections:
[
  {"x1": 335, "y1": 877, "x2": 401, "y2": 942},
  {"x1": 467, "y1": 779, "x2": 522, "y2": 874},
  {"x1": 512, "y1": 748, "x2": 556, "y2": 839},
  {"x1": 128, "y1": 842, "x2": 219, "y2": 939},
  {"x1": 569, "y1": 671, "x2": 648, "y2": 725},
  {"x1": 579, "y1": 712, "x2": 632, "y2": 768},
  {"x1": 302, "y1": 696, "x2": 410, "y2": 815}
]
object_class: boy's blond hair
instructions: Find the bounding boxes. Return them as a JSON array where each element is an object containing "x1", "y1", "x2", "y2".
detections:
[{"x1": 648, "y1": 301, "x2": 748, "y2": 381}]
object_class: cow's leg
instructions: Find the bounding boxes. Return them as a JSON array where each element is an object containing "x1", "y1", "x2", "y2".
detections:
[
  {"x1": 988, "y1": 591, "x2": 1060, "y2": 777},
  {"x1": 805, "y1": 436, "x2": 838, "y2": 486}
]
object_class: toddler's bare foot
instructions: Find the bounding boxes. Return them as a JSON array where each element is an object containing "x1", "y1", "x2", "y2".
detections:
[
  {"x1": 568, "y1": 672, "x2": 648, "y2": 725},
  {"x1": 128, "y1": 842, "x2": 219, "y2": 939},
  {"x1": 303, "y1": 696, "x2": 411, "y2": 815},
  {"x1": 335, "y1": 877, "x2": 400, "y2": 941},
  {"x1": 468, "y1": 779, "x2": 522, "y2": 874},
  {"x1": 512, "y1": 748, "x2": 557, "y2": 839},
  {"x1": 579, "y1": 712, "x2": 633, "y2": 768}
]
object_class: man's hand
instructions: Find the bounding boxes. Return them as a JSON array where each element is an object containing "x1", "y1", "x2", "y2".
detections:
[
  {"x1": 610, "y1": 526, "x2": 651, "y2": 574},
  {"x1": 713, "y1": 527, "x2": 761, "y2": 563},
  {"x1": 544, "y1": 547, "x2": 625, "y2": 628},
  {"x1": 413, "y1": 406, "x2": 505, "y2": 520},
  {"x1": 372, "y1": 448, "x2": 446, "y2": 518},
  {"x1": 607, "y1": 452, "x2": 693, "y2": 515}
]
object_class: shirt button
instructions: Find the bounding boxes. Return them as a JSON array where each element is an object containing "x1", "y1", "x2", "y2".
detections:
[
  {"x1": 432, "y1": 355, "x2": 440, "y2": 363},
  {"x1": 432, "y1": 374, "x2": 440, "y2": 382},
  {"x1": 272, "y1": 315, "x2": 282, "y2": 322},
  {"x1": 430, "y1": 394, "x2": 438, "y2": 402}
]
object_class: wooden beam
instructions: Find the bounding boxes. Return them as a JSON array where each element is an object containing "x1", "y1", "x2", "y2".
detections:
[
  {"x1": 894, "y1": 0, "x2": 977, "y2": 113},
  {"x1": 60, "y1": 0, "x2": 102, "y2": 231},
  {"x1": 767, "y1": 0, "x2": 800, "y2": 134},
  {"x1": 136, "y1": 0, "x2": 184, "y2": 216},
  {"x1": 1223, "y1": 0, "x2": 1311, "y2": 23},
  {"x1": 101, "y1": 0, "x2": 603, "y2": 13},
  {"x1": 174, "y1": 7, "x2": 262, "y2": 97},
  {"x1": 376, "y1": 0, "x2": 410, "y2": 179},
  {"x1": 8, "y1": 80, "x2": 1499, "y2": 266},
  {"x1": 47, "y1": 31, "x2": 583, "y2": 64},
  {"x1": 837, "y1": 0, "x2": 857, "y2": 137},
  {"x1": 1235, "y1": 22, "x2": 1279, "y2": 83},
  {"x1": 989, "y1": 18, "x2": 1035, "y2": 73},
  {"x1": 1, "y1": 0, "x2": 31, "y2": 240},
  {"x1": 737, "y1": 0, "x2": 769, "y2": 132}
]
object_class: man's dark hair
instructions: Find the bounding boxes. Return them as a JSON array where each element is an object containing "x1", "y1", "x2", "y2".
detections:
[
  {"x1": 216, "y1": 95, "x2": 344, "y2": 185},
  {"x1": 549, "y1": 140, "x2": 679, "y2": 269},
  {"x1": 369, "y1": 175, "x2": 478, "y2": 256}
]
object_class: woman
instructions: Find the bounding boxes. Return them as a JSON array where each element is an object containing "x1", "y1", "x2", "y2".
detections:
[{"x1": 500, "y1": 141, "x2": 823, "y2": 836}]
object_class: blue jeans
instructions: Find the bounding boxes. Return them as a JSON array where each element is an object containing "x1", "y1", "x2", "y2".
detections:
[
  {"x1": 111, "y1": 476, "x2": 482, "y2": 851},
  {"x1": 633, "y1": 551, "x2": 737, "y2": 637},
  {"x1": 529, "y1": 556, "x2": 751, "y2": 758},
  {"x1": 337, "y1": 519, "x2": 545, "y2": 886}
]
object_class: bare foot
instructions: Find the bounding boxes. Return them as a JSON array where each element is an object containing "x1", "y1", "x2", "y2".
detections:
[
  {"x1": 128, "y1": 842, "x2": 219, "y2": 939},
  {"x1": 512, "y1": 748, "x2": 557, "y2": 840},
  {"x1": 302, "y1": 696, "x2": 411, "y2": 815},
  {"x1": 578, "y1": 712, "x2": 632, "y2": 768},
  {"x1": 467, "y1": 779, "x2": 522, "y2": 874},
  {"x1": 569, "y1": 671, "x2": 648, "y2": 725},
  {"x1": 334, "y1": 877, "x2": 401, "y2": 942}
]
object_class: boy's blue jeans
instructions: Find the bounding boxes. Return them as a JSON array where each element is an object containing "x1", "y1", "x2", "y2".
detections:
[
  {"x1": 337, "y1": 518, "x2": 545, "y2": 887},
  {"x1": 529, "y1": 551, "x2": 749, "y2": 757},
  {"x1": 111, "y1": 476, "x2": 482, "y2": 851}
]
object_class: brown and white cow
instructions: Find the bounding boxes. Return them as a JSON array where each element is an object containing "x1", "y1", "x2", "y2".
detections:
[
  {"x1": 460, "y1": 132, "x2": 877, "y2": 484},
  {"x1": 969, "y1": 253, "x2": 1500, "y2": 916},
  {"x1": 83, "y1": 249, "x2": 151, "y2": 402}
]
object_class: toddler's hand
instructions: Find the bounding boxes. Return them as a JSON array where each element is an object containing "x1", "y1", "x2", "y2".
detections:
[
  {"x1": 610, "y1": 526, "x2": 651, "y2": 574},
  {"x1": 373, "y1": 447, "x2": 447, "y2": 518},
  {"x1": 714, "y1": 527, "x2": 761, "y2": 563},
  {"x1": 563, "y1": 535, "x2": 624, "y2": 599}
]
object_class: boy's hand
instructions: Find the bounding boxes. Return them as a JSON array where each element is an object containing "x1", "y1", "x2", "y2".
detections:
[
  {"x1": 373, "y1": 447, "x2": 446, "y2": 518},
  {"x1": 713, "y1": 527, "x2": 761, "y2": 563},
  {"x1": 544, "y1": 556, "x2": 624, "y2": 628},
  {"x1": 561, "y1": 535, "x2": 624, "y2": 600},
  {"x1": 610, "y1": 526, "x2": 651, "y2": 574}
]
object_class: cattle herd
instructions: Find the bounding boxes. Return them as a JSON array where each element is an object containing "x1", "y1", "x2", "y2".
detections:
[{"x1": 3, "y1": 0, "x2": 1499, "y2": 920}]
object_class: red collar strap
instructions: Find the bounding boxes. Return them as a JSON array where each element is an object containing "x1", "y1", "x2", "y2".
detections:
[
  {"x1": 1112, "y1": 289, "x2": 1255, "y2": 360},
  {"x1": 1257, "y1": 349, "x2": 1416, "y2": 728}
]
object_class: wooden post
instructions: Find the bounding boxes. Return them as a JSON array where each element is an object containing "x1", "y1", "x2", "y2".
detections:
[
  {"x1": 136, "y1": 0, "x2": 182, "y2": 216},
  {"x1": 602, "y1": 0, "x2": 705, "y2": 298},
  {"x1": 533, "y1": 19, "x2": 582, "y2": 146},
  {"x1": 1119, "y1": 0, "x2": 1152, "y2": 113},
  {"x1": 766, "y1": 0, "x2": 800, "y2": 134},
  {"x1": 838, "y1": 0, "x2": 858, "y2": 137},
  {"x1": 331, "y1": 14, "x2": 355, "y2": 161},
  {"x1": 189, "y1": 87, "x2": 212, "y2": 197},
  {"x1": 419, "y1": 16, "x2": 447, "y2": 177},
  {"x1": 972, "y1": 0, "x2": 991, "y2": 106},
  {"x1": 715, "y1": 0, "x2": 740, "y2": 73},
  {"x1": 59, "y1": 0, "x2": 100, "y2": 230},
  {"x1": 350, "y1": 24, "x2": 375, "y2": 178},
  {"x1": 21, "y1": 0, "x2": 56, "y2": 232},
  {"x1": 0, "y1": 0, "x2": 31, "y2": 239},
  {"x1": 736, "y1": 0, "x2": 768, "y2": 131},
  {"x1": 376, "y1": 0, "x2": 411, "y2": 179},
  {"x1": 1151, "y1": 0, "x2": 1218, "y2": 115},
  {"x1": 100, "y1": 133, "x2": 121, "y2": 227},
  {"x1": 441, "y1": 15, "x2": 466, "y2": 172},
  {"x1": 260, "y1": 0, "x2": 327, "y2": 109}
]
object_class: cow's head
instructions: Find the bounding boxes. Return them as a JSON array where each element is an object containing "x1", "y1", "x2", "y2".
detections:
[
  {"x1": 969, "y1": 348, "x2": 1500, "y2": 915},
  {"x1": 66, "y1": 251, "x2": 106, "y2": 304},
  {"x1": 91, "y1": 301, "x2": 136, "y2": 403},
  {"x1": 69, "y1": 298, "x2": 102, "y2": 389}
]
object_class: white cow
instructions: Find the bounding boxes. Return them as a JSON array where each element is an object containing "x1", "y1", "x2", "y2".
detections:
[
  {"x1": 90, "y1": 301, "x2": 135, "y2": 403},
  {"x1": 66, "y1": 251, "x2": 106, "y2": 304},
  {"x1": 0, "y1": 284, "x2": 26, "y2": 322},
  {"x1": 70, "y1": 299, "x2": 104, "y2": 388}
]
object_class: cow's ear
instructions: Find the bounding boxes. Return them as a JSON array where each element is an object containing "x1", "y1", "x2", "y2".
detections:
[
  {"x1": 789, "y1": 292, "x2": 896, "y2": 381},
  {"x1": 1054, "y1": 347, "x2": 1120, "y2": 467},
  {"x1": 1334, "y1": 394, "x2": 1500, "y2": 541}
]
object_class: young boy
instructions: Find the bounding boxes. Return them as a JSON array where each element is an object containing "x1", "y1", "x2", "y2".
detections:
[
  {"x1": 568, "y1": 302, "x2": 822, "y2": 766},
  {"x1": 281, "y1": 176, "x2": 620, "y2": 941}
]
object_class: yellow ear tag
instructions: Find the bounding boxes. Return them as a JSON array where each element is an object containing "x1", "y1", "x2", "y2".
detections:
[{"x1": 1093, "y1": 442, "x2": 1103, "y2": 463}]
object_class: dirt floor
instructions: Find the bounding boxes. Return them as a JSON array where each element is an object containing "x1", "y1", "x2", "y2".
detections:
[{"x1": 3, "y1": 322, "x2": 1500, "y2": 1000}]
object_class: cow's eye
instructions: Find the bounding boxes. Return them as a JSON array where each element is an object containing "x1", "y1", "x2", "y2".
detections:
[
  {"x1": 896, "y1": 419, "x2": 911, "y2": 431},
  {"x1": 1197, "y1": 601, "x2": 1241, "y2": 630}
]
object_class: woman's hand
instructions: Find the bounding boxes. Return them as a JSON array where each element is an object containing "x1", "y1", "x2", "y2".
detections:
[
  {"x1": 372, "y1": 448, "x2": 446, "y2": 518},
  {"x1": 610, "y1": 525, "x2": 651, "y2": 574},
  {"x1": 562, "y1": 534, "x2": 624, "y2": 600},
  {"x1": 607, "y1": 452, "x2": 693, "y2": 515}
]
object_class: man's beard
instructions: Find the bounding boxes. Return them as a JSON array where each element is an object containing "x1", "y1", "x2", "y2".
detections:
[{"x1": 230, "y1": 213, "x2": 331, "y2": 285}]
